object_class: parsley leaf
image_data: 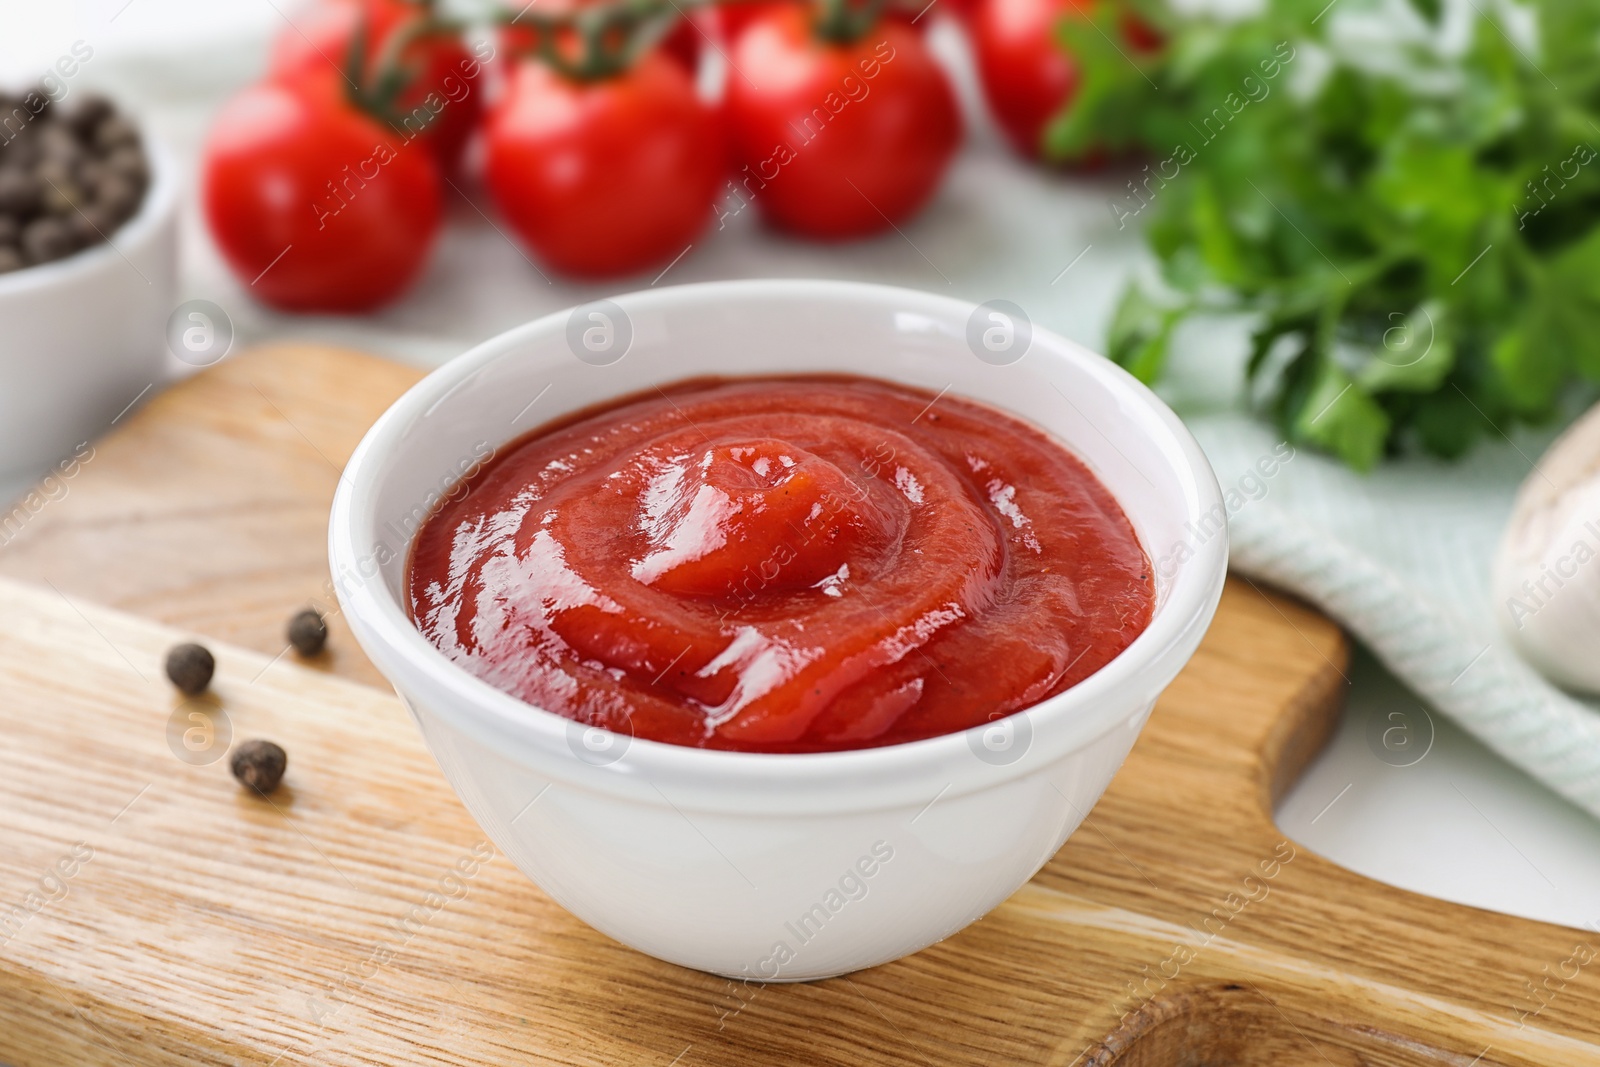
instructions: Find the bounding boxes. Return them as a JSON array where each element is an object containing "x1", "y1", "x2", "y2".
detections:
[{"x1": 1052, "y1": 0, "x2": 1600, "y2": 467}]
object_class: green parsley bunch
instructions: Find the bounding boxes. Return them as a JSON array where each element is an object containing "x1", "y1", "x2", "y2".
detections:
[{"x1": 1053, "y1": 0, "x2": 1600, "y2": 468}]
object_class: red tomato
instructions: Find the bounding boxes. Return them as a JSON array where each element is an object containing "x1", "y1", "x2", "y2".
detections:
[
  {"x1": 723, "y1": 8, "x2": 961, "y2": 239},
  {"x1": 483, "y1": 54, "x2": 724, "y2": 278},
  {"x1": 970, "y1": 0, "x2": 1092, "y2": 160},
  {"x1": 715, "y1": 1, "x2": 923, "y2": 46},
  {"x1": 714, "y1": 1, "x2": 795, "y2": 43},
  {"x1": 202, "y1": 72, "x2": 442, "y2": 312},
  {"x1": 498, "y1": 10, "x2": 547, "y2": 59},
  {"x1": 268, "y1": 0, "x2": 485, "y2": 175},
  {"x1": 659, "y1": 13, "x2": 706, "y2": 70},
  {"x1": 500, "y1": 0, "x2": 704, "y2": 74}
]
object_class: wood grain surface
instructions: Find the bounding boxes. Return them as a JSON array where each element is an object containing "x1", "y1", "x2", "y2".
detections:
[
  {"x1": 1, "y1": 347, "x2": 1597, "y2": 1066},
  {"x1": 0, "y1": 344, "x2": 418, "y2": 690}
]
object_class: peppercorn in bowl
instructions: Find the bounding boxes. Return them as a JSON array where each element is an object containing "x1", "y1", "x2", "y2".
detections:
[{"x1": 0, "y1": 87, "x2": 177, "y2": 486}]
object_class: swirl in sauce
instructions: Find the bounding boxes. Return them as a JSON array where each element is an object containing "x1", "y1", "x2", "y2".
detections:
[{"x1": 407, "y1": 377, "x2": 1154, "y2": 753}]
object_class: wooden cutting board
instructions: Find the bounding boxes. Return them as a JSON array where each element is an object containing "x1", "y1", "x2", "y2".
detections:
[{"x1": 1, "y1": 346, "x2": 1597, "y2": 1067}]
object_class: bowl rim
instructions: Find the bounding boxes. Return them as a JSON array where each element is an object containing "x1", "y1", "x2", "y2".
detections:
[
  {"x1": 0, "y1": 131, "x2": 176, "y2": 297},
  {"x1": 330, "y1": 279, "x2": 1227, "y2": 808}
]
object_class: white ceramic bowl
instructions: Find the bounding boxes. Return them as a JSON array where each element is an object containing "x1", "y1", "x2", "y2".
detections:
[
  {"x1": 0, "y1": 139, "x2": 178, "y2": 484},
  {"x1": 330, "y1": 280, "x2": 1226, "y2": 980}
]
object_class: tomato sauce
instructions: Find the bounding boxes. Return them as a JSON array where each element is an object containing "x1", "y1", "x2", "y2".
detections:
[{"x1": 407, "y1": 377, "x2": 1154, "y2": 753}]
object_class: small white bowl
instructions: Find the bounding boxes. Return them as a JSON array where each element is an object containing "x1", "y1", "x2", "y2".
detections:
[
  {"x1": 0, "y1": 138, "x2": 178, "y2": 484},
  {"x1": 330, "y1": 280, "x2": 1225, "y2": 980}
]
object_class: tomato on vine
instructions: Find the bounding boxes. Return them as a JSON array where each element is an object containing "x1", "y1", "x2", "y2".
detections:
[
  {"x1": 714, "y1": 0, "x2": 799, "y2": 43},
  {"x1": 483, "y1": 53, "x2": 723, "y2": 277},
  {"x1": 499, "y1": 0, "x2": 707, "y2": 74},
  {"x1": 723, "y1": 4, "x2": 960, "y2": 239},
  {"x1": 202, "y1": 69, "x2": 442, "y2": 311},
  {"x1": 971, "y1": 0, "x2": 1158, "y2": 160},
  {"x1": 716, "y1": 0, "x2": 929, "y2": 45},
  {"x1": 936, "y1": 0, "x2": 981, "y2": 21},
  {"x1": 969, "y1": 0, "x2": 1090, "y2": 160},
  {"x1": 658, "y1": 12, "x2": 710, "y2": 69},
  {"x1": 268, "y1": 0, "x2": 486, "y2": 175}
]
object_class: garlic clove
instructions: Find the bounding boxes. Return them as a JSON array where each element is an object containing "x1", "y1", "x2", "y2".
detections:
[{"x1": 1492, "y1": 400, "x2": 1600, "y2": 695}]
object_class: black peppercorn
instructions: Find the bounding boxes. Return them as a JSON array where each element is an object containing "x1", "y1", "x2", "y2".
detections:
[
  {"x1": 230, "y1": 739, "x2": 288, "y2": 795},
  {"x1": 287, "y1": 608, "x2": 328, "y2": 657},
  {"x1": 4, "y1": 144, "x2": 39, "y2": 175},
  {"x1": 67, "y1": 206, "x2": 112, "y2": 245},
  {"x1": 63, "y1": 94, "x2": 113, "y2": 137},
  {"x1": 21, "y1": 216, "x2": 74, "y2": 263},
  {"x1": 38, "y1": 124, "x2": 79, "y2": 164},
  {"x1": 106, "y1": 145, "x2": 148, "y2": 188},
  {"x1": 37, "y1": 159, "x2": 81, "y2": 215},
  {"x1": 75, "y1": 157, "x2": 106, "y2": 188},
  {"x1": 94, "y1": 116, "x2": 139, "y2": 151},
  {"x1": 95, "y1": 173, "x2": 138, "y2": 222},
  {"x1": 0, "y1": 168, "x2": 40, "y2": 215},
  {"x1": 164, "y1": 642, "x2": 215, "y2": 695}
]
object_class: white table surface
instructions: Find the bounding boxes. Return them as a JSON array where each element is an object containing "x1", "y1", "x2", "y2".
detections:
[{"x1": 5, "y1": 0, "x2": 1598, "y2": 938}]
